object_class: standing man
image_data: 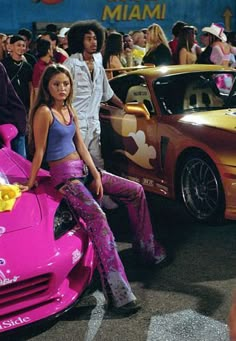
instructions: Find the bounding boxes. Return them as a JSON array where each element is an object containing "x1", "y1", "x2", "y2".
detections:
[
  {"x1": 32, "y1": 38, "x2": 53, "y2": 98},
  {"x1": 64, "y1": 20, "x2": 124, "y2": 168},
  {"x1": 2, "y1": 35, "x2": 33, "y2": 116},
  {"x1": 64, "y1": 20, "x2": 124, "y2": 208},
  {"x1": 18, "y1": 28, "x2": 37, "y2": 68}
]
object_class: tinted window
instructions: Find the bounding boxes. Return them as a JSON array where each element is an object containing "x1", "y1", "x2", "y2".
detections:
[{"x1": 153, "y1": 71, "x2": 236, "y2": 115}]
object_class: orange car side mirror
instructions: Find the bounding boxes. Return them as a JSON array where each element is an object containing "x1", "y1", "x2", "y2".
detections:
[{"x1": 124, "y1": 102, "x2": 150, "y2": 119}]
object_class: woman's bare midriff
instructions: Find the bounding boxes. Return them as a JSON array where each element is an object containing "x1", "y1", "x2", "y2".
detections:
[{"x1": 48, "y1": 151, "x2": 81, "y2": 167}]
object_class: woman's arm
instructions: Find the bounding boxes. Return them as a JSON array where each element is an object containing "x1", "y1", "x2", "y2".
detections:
[
  {"x1": 179, "y1": 48, "x2": 187, "y2": 64},
  {"x1": 20, "y1": 106, "x2": 51, "y2": 191}
]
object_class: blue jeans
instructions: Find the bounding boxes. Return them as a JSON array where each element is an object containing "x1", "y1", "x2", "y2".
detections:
[{"x1": 11, "y1": 133, "x2": 26, "y2": 158}]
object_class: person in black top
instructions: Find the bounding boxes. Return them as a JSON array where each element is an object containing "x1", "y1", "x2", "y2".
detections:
[
  {"x1": 142, "y1": 23, "x2": 172, "y2": 66},
  {"x1": 2, "y1": 35, "x2": 33, "y2": 114},
  {"x1": 0, "y1": 62, "x2": 27, "y2": 157},
  {"x1": 18, "y1": 28, "x2": 37, "y2": 68}
]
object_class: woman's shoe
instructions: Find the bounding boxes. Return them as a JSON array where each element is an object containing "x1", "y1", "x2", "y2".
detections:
[
  {"x1": 154, "y1": 253, "x2": 167, "y2": 265},
  {"x1": 107, "y1": 301, "x2": 141, "y2": 316}
]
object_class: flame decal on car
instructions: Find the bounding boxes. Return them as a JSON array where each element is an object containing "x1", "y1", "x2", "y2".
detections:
[
  {"x1": 114, "y1": 130, "x2": 156, "y2": 169},
  {"x1": 110, "y1": 115, "x2": 156, "y2": 169}
]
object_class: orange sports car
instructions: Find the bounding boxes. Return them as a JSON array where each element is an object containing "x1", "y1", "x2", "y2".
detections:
[{"x1": 100, "y1": 65, "x2": 236, "y2": 223}]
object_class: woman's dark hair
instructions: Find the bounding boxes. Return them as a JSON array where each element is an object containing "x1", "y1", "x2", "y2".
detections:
[
  {"x1": 36, "y1": 38, "x2": 51, "y2": 58},
  {"x1": 18, "y1": 28, "x2": 32, "y2": 41},
  {"x1": 45, "y1": 23, "x2": 58, "y2": 33},
  {"x1": 172, "y1": 21, "x2": 187, "y2": 37},
  {"x1": 103, "y1": 32, "x2": 123, "y2": 68},
  {"x1": 41, "y1": 31, "x2": 59, "y2": 46},
  {"x1": 176, "y1": 25, "x2": 195, "y2": 60},
  {"x1": 68, "y1": 20, "x2": 105, "y2": 54}
]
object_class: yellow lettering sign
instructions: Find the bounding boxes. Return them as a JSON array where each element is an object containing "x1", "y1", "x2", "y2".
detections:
[
  {"x1": 142, "y1": 4, "x2": 166, "y2": 19},
  {"x1": 102, "y1": 5, "x2": 122, "y2": 20},
  {"x1": 128, "y1": 5, "x2": 141, "y2": 20},
  {"x1": 102, "y1": 3, "x2": 166, "y2": 21}
]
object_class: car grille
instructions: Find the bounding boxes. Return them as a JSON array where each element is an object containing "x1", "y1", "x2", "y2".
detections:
[{"x1": 0, "y1": 274, "x2": 51, "y2": 313}]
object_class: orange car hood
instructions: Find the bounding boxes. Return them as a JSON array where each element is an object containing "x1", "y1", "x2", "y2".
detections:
[{"x1": 179, "y1": 109, "x2": 236, "y2": 133}]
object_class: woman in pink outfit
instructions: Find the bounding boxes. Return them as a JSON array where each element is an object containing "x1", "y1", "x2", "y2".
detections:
[
  {"x1": 19, "y1": 63, "x2": 166, "y2": 316},
  {"x1": 202, "y1": 23, "x2": 236, "y2": 66}
]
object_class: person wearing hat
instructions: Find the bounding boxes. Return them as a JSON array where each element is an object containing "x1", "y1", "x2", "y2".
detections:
[
  {"x1": 201, "y1": 23, "x2": 236, "y2": 66},
  {"x1": 2, "y1": 35, "x2": 33, "y2": 118},
  {"x1": 58, "y1": 27, "x2": 70, "y2": 55}
]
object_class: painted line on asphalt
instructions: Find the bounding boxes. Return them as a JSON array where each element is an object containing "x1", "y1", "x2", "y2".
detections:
[{"x1": 84, "y1": 290, "x2": 105, "y2": 341}]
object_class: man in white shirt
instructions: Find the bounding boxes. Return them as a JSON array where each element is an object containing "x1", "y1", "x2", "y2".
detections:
[
  {"x1": 64, "y1": 20, "x2": 123, "y2": 168},
  {"x1": 64, "y1": 20, "x2": 124, "y2": 208}
]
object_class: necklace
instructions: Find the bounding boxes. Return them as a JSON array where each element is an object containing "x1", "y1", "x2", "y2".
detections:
[{"x1": 13, "y1": 60, "x2": 23, "y2": 67}]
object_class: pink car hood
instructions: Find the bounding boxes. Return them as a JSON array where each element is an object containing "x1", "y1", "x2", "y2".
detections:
[{"x1": 0, "y1": 147, "x2": 55, "y2": 233}]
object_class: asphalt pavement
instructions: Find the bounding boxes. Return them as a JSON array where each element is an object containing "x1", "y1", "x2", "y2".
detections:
[{"x1": 1, "y1": 195, "x2": 236, "y2": 341}]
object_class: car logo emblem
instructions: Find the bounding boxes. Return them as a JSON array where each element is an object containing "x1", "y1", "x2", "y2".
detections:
[{"x1": 0, "y1": 259, "x2": 6, "y2": 266}]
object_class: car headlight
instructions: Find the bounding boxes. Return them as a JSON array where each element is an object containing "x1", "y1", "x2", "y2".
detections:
[{"x1": 54, "y1": 199, "x2": 77, "y2": 239}]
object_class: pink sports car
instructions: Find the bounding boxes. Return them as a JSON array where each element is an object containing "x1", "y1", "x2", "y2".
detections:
[{"x1": 0, "y1": 124, "x2": 96, "y2": 334}]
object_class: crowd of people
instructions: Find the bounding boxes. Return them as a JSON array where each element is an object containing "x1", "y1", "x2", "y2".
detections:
[
  {"x1": 0, "y1": 18, "x2": 236, "y2": 327},
  {"x1": 0, "y1": 20, "x2": 235, "y2": 160}
]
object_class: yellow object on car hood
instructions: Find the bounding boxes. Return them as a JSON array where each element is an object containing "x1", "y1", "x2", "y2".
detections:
[{"x1": 0, "y1": 184, "x2": 21, "y2": 212}]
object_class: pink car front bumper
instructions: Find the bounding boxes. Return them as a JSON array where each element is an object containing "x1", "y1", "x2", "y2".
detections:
[{"x1": 0, "y1": 224, "x2": 96, "y2": 333}]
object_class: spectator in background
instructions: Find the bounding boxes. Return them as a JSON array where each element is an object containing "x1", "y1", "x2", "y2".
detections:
[
  {"x1": 41, "y1": 31, "x2": 68, "y2": 63},
  {"x1": 122, "y1": 33, "x2": 134, "y2": 67},
  {"x1": 3, "y1": 35, "x2": 13, "y2": 57},
  {"x1": 18, "y1": 28, "x2": 37, "y2": 68},
  {"x1": 141, "y1": 27, "x2": 148, "y2": 41},
  {"x1": 197, "y1": 30, "x2": 214, "y2": 64},
  {"x1": 0, "y1": 33, "x2": 7, "y2": 61},
  {"x1": 0, "y1": 62, "x2": 27, "y2": 157},
  {"x1": 202, "y1": 23, "x2": 236, "y2": 66},
  {"x1": 169, "y1": 20, "x2": 187, "y2": 64},
  {"x1": 2, "y1": 35, "x2": 33, "y2": 116},
  {"x1": 45, "y1": 23, "x2": 58, "y2": 34},
  {"x1": 143, "y1": 23, "x2": 172, "y2": 66},
  {"x1": 103, "y1": 32, "x2": 126, "y2": 79},
  {"x1": 32, "y1": 38, "x2": 53, "y2": 99},
  {"x1": 131, "y1": 30, "x2": 146, "y2": 65},
  {"x1": 176, "y1": 26, "x2": 198, "y2": 64},
  {"x1": 58, "y1": 27, "x2": 70, "y2": 55}
]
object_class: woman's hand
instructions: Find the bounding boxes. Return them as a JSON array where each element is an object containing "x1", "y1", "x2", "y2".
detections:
[
  {"x1": 88, "y1": 176, "x2": 103, "y2": 201},
  {"x1": 17, "y1": 181, "x2": 38, "y2": 192}
]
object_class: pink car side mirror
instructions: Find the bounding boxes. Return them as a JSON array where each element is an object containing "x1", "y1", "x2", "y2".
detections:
[{"x1": 0, "y1": 124, "x2": 18, "y2": 148}]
